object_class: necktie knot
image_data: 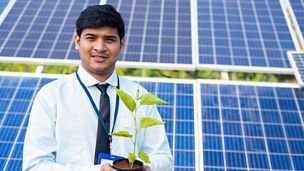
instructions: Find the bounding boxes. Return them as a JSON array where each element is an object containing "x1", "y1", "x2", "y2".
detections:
[{"x1": 95, "y1": 83, "x2": 109, "y2": 94}]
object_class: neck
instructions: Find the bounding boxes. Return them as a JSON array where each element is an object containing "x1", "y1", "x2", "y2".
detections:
[{"x1": 81, "y1": 64, "x2": 114, "y2": 83}]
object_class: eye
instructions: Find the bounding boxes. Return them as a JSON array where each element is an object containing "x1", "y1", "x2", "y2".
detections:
[
  {"x1": 86, "y1": 36, "x2": 95, "y2": 40},
  {"x1": 106, "y1": 38, "x2": 115, "y2": 42}
]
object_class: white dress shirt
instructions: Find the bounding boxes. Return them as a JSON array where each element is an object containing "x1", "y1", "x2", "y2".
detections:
[{"x1": 23, "y1": 66, "x2": 173, "y2": 171}]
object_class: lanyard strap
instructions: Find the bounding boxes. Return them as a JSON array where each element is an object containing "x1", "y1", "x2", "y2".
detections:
[{"x1": 75, "y1": 71, "x2": 120, "y2": 141}]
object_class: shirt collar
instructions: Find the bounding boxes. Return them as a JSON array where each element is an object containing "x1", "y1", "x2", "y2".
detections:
[{"x1": 77, "y1": 65, "x2": 118, "y2": 87}]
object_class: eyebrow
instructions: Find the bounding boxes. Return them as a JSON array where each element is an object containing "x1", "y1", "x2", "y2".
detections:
[
  {"x1": 84, "y1": 33, "x2": 96, "y2": 37},
  {"x1": 84, "y1": 33, "x2": 118, "y2": 39},
  {"x1": 104, "y1": 35, "x2": 118, "y2": 39}
]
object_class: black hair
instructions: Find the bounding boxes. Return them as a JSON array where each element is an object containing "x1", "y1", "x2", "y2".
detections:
[{"x1": 76, "y1": 4, "x2": 125, "y2": 40}]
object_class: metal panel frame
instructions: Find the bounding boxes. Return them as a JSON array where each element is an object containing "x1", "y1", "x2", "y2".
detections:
[{"x1": 287, "y1": 51, "x2": 304, "y2": 87}]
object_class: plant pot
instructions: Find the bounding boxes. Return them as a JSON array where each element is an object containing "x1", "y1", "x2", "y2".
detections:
[{"x1": 112, "y1": 159, "x2": 143, "y2": 171}]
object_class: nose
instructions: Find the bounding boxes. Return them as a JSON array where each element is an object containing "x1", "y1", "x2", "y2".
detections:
[{"x1": 94, "y1": 39, "x2": 106, "y2": 52}]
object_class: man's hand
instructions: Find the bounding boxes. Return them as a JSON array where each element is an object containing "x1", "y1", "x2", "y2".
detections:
[
  {"x1": 101, "y1": 163, "x2": 116, "y2": 171},
  {"x1": 143, "y1": 165, "x2": 151, "y2": 171},
  {"x1": 101, "y1": 163, "x2": 151, "y2": 171}
]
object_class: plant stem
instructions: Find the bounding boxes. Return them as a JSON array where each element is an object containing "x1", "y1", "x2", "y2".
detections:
[{"x1": 131, "y1": 107, "x2": 138, "y2": 169}]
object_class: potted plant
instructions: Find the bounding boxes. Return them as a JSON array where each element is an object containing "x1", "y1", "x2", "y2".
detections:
[{"x1": 109, "y1": 88, "x2": 167, "y2": 170}]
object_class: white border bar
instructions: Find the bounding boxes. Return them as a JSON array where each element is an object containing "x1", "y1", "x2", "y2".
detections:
[
  {"x1": 0, "y1": 56, "x2": 80, "y2": 66},
  {"x1": 197, "y1": 64, "x2": 293, "y2": 74},
  {"x1": 196, "y1": 78, "x2": 299, "y2": 88},
  {"x1": 280, "y1": 0, "x2": 304, "y2": 51},
  {"x1": 0, "y1": 56, "x2": 196, "y2": 71},
  {"x1": 191, "y1": 0, "x2": 199, "y2": 73},
  {"x1": 0, "y1": 56, "x2": 294, "y2": 74}
]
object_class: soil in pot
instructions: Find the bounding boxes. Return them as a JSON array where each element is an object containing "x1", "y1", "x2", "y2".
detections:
[{"x1": 113, "y1": 159, "x2": 143, "y2": 171}]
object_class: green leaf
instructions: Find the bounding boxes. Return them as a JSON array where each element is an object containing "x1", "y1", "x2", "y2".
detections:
[
  {"x1": 109, "y1": 131, "x2": 133, "y2": 138},
  {"x1": 115, "y1": 88, "x2": 136, "y2": 112},
  {"x1": 140, "y1": 117, "x2": 165, "y2": 128},
  {"x1": 128, "y1": 153, "x2": 136, "y2": 165},
  {"x1": 138, "y1": 151, "x2": 151, "y2": 163},
  {"x1": 140, "y1": 93, "x2": 167, "y2": 105}
]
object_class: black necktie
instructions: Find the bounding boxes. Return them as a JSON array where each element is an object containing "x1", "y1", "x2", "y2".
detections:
[{"x1": 94, "y1": 83, "x2": 110, "y2": 164}]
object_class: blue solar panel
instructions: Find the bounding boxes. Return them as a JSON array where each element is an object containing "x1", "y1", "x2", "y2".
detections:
[
  {"x1": 288, "y1": 52, "x2": 304, "y2": 87},
  {"x1": 0, "y1": 0, "x2": 194, "y2": 70},
  {"x1": 0, "y1": 74, "x2": 197, "y2": 170},
  {"x1": 107, "y1": 0, "x2": 193, "y2": 67},
  {"x1": 0, "y1": 0, "x2": 10, "y2": 14},
  {"x1": 199, "y1": 81, "x2": 304, "y2": 170},
  {"x1": 0, "y1": 75, "x2": 54, "y2": 171},
  {"x1": 197, "y1": 0, "x2": 295, "y2": 70},
  {"x1": 0, "y1": 0, "x2": 99, "y2": 60}
]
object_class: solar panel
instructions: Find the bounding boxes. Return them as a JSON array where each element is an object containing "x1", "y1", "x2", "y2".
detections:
[
  {"x1": 106, "y1": 0, "x2": 194, "y2": 70},
  {"x1": 0, "y1": 0, "x2": 195, "y2": 70},
  {"x1": 288, "y1": 51, "x2": 304, "y2": 87},
  {"x1": 198, "y1": 80, "x2": 304, "y2": 170},
  {"x1": 0, "y1": 74, "x2": 54, "y2": 171},
  {"x1": 289, "y1": 0, "x2": 304, "y2": 40},
  {"x1": 0, "y1": 0, "x2": 99, "y2": 61},
  {"x1": 0, "y1": 73, "x2": 198, "y2": 171},
  {"x1": 196, "y1": 0, "x2": 296, "y2": 73}
]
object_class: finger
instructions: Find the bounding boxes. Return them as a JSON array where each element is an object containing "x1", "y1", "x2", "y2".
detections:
[
  {"x1": 143, "y1": 165, "x2": 151, "y2": 171},
  {"x1": 101, "y1": 163, "x2": 117, "y2": 171}
]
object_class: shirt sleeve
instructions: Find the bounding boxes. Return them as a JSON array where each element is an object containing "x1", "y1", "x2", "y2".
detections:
[
  {"x1": 140, "y1": 105, "x2": 174, "y2": 171},
  {"x1": 22, "y1": 86, "x2": 101, "y2": 171}
]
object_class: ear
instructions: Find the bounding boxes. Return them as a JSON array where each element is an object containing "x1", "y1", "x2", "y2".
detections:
[
  {"x1": 120, "y1": 37, "x2": 125, "y2": 53},
  {"x1": 74, "y1": 34, "x2": 80, "y2": 50}
]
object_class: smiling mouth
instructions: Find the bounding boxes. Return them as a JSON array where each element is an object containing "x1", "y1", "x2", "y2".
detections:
[{"x1": 92, "y1": 55, "x2": 108, "y2": 62}]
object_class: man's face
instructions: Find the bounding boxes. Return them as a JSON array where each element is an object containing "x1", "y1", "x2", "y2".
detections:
[{"x1": 75, "y1": 26, "x2": 125, "y2": 79}]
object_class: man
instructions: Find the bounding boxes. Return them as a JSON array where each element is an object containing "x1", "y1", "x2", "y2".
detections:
[{"x1": 23, "y1": 4, "x2": 173, "y2": 171}]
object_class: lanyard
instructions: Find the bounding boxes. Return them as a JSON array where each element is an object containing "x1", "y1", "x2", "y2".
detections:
[{"x1": 75, "y1": 71, "x2": 120, "y2": 143}]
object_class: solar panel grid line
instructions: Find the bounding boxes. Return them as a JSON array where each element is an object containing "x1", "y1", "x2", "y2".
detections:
[
  {"x1": 190, "y1": 0, "x2": 199, "y2": 70},
  {"x1": 156, "y1": 0, "x2": 165, "y2": 64},
  {"x1": 46, "y1": 0, "x2": 76, "y2": 59},
  {"x1": 231, "y1": 0, "x2": 250, "y2": 67},
  {"x1": 121, "y1": 0, "x2": 137, "y2": 62},
  {"x1": 13, "y1": 0, "x2": 47, "y2": 58},
  {"x1": 138, "y1": 0, "x2": 150, "y2": 63},
  {"x1": 174, "y1": 0, "x2": 178, "y2": 64},
  {"x1": 271, "y1": 88, "x2": 295, "y2": 170},
  {"x1": 263, "y1": 0, "x2": 288, "y2": 68},
  {"x1": 0, "y1": 0, "x2": 32, "y2": 54},
  {"x1": 28, "y1": 0, "x2": 62, "y2": 58},
  {"x1": 170, "y1": 82, "x2": 177, "y2": 171},
  {"x1": 209, "y1": 0, "x2": 216, "y2": 65},
  {"x1": 2, "y1": 78, "x2": 41, "y2": 171},
  {"x1": 235, "y1": 85, "x2": 250, "y2": 170},
  {"x1": 249, "y1": 1, "x2": 269, "y2": 67},
  {"x1": 216, "y1": 85, "x2": 228, "y2": 169},
  {"x1": 192, "y1": 81, "x2": 201, "y2": 171},
  {"x1": 100, "y1": 0, "x2": 107, "y2": 5},
  {"x1": 222, "y1": 0, "x2": 234, "y2": 66}
]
